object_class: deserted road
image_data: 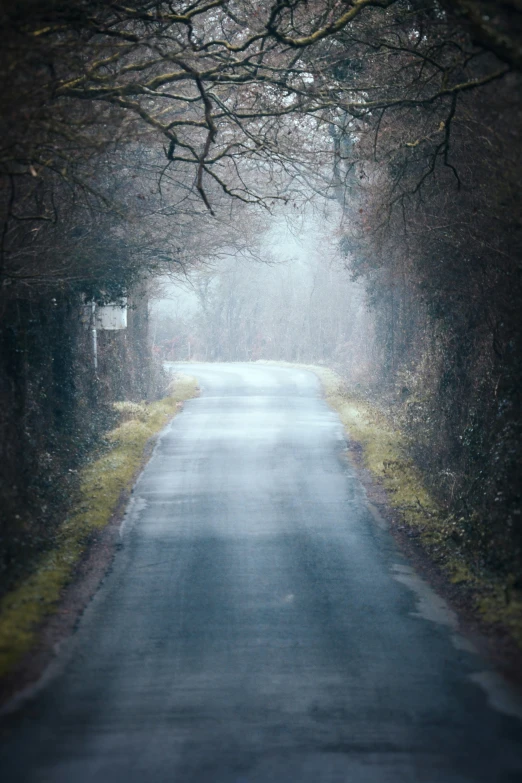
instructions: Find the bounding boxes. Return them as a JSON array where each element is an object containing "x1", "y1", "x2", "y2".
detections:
[{"x1": 2, "y1": 363, "x2": 522, "y2": 782}]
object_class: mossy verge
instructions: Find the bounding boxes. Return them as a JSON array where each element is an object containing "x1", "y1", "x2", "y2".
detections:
[
  {"x1": 0, "y1": 374, "x2": 198, "y2": 678},
  {"x1": 316, "y1": 366, "x2": 522, "y2": 648},
  {"x1": 259, "y1": 360, "x2": 522, "y2": 648}
]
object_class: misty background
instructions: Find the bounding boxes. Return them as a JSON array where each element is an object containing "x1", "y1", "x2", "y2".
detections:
[{"x1": 151, "y1": 204, "x2": 372, "y2": 381}]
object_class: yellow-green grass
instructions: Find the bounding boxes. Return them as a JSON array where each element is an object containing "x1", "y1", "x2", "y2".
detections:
[
  {"x1": 315, "y1": 365, "x2": 522, "y2": 646},
  {"x1": 0, "y1": 374, "x2": 198, "y2": 677},
  {"x1": 260, "y1": 360, "x2": 522, "y2": 645}
]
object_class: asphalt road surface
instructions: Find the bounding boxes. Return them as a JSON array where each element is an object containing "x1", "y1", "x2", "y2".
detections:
[{"x1": 2, "y1": 363, "x2": 522, "y2": 782}]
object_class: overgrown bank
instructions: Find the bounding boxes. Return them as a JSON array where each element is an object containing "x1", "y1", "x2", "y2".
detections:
[
  {"x1": 0, "y1": 287, "x2": 162, "y2": 594},
  {"x1": 0, "y1": 373, "x2": 198, "y2": 681},
  {"x1": 308, "y1": 364, "x2": 522, "y2": 651}
]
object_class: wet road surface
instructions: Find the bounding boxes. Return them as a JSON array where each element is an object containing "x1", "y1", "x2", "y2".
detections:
[{"x1": 1, "y1": 362, "x2": 522, "y2": 782}]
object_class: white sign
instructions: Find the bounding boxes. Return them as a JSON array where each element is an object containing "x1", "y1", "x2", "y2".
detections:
[{"x1": 95, "y1": 299, "x2": 128, "y2": 330}]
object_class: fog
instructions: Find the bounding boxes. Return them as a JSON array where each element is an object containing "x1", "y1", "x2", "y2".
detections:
[{"x1": 151, "y1": 202, "x2": 374, "y2": 381}]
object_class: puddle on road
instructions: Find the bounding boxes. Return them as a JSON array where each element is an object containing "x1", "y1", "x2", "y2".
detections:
[
  {"x1": 469, "y1": 671, "x2": 522, "y2": 720},
  {"x1": 391, "y1": 563, "x2": 522, "y2": 720},
  {"x1": 391, "y1": 564, "x2": 459, "y2": 630}
]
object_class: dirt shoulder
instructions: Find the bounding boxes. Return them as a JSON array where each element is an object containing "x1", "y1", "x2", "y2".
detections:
[{"x1": 0, "y1": 482, "x2": 126, "y2": 707}]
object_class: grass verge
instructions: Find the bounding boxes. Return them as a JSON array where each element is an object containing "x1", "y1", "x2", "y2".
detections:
[
  {"x1": 0, "y1": 374, "x2": 198, "y2": 678},
  {"x1": 312, "y1": 365, "x2": 522, "y2": 648}
]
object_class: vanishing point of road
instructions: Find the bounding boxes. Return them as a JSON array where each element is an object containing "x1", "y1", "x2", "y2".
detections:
[{"x1": 1, "y1": 363, "x2": 522, "y2": 782}]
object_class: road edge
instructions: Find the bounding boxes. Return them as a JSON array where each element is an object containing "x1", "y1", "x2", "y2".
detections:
[
  {"x1": 257, "y1": 360, "x2": 522, "y2": 685},
  {"x1": 314, "y1": 364, "x2": 522, "y2": 687},
  {"x1": 0, "y1": 374, "x2": 199, "y2": 707}
]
